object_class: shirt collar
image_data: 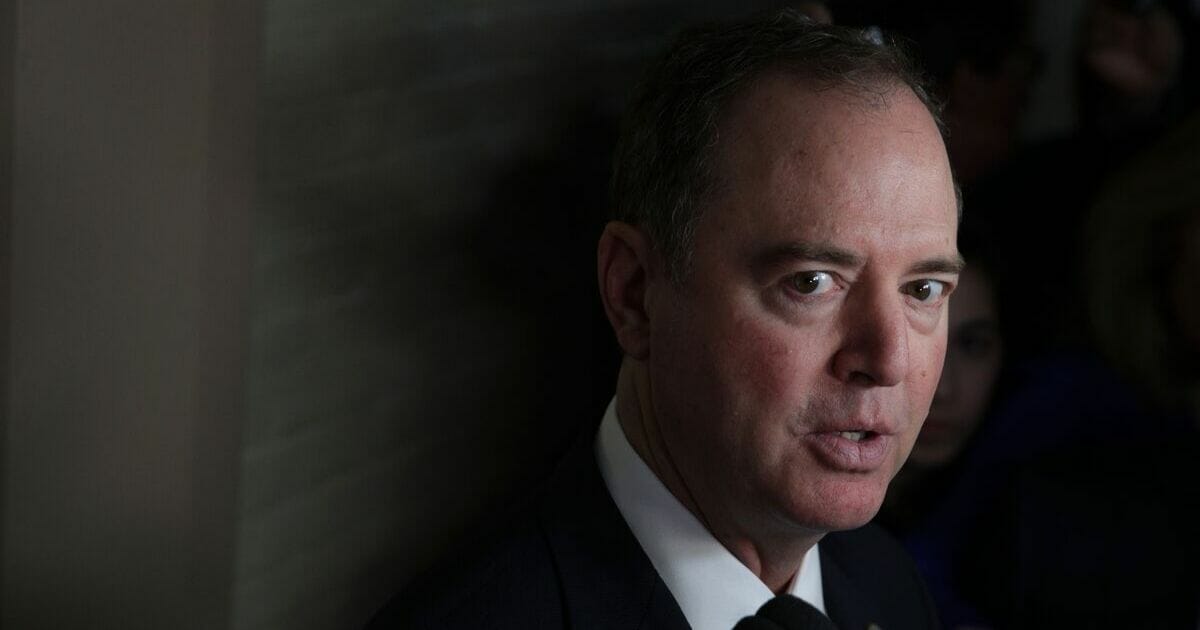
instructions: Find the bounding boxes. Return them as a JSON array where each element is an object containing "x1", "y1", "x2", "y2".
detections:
[{"x1": 595, "y1": 398, "x2": 825, "y2": 630}]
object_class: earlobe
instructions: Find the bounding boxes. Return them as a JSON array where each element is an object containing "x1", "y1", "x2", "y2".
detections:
[{"x1": 597, "y1": 221, "x2": 653, "y2": 360}]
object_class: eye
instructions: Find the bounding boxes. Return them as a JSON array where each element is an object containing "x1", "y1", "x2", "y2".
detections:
[
  {"x1": 904, "y1": 279, "x2": 949, "y2": 304},
  {"x1": 789, "y1": 271, "x2": 836, "y2": 296}
]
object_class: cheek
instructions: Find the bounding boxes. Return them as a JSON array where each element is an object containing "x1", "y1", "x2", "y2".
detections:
[
  {"x1": 722, "y1": 316, "x2": 824, "y2": 408},
  {"x1": 656, "y1": 305, "x2": 796, "y2": 420},
  {"x1": 915, "y1": 336, "x2": 949, "y2": 406}
]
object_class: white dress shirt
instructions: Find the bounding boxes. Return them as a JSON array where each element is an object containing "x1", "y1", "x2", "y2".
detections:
[{"x1": 595, "y1": 398, "x2": 826, "y2": 630}]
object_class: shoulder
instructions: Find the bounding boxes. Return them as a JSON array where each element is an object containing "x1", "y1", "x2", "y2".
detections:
[
  {"x1": 365, "y1": 434, "x2": 643, "y2": 630},
  {"x1": 821, "y1": 523, "x2": 941, "y2": 629},
  {"x1": 365, "y1": 431, "x2": 688, "y2": 630},
  {"x1": 365, "y1": 510, "x2": 565, "y2": 630}
]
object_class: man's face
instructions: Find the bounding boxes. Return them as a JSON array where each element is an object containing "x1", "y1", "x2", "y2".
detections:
[{"x1": 644, "y1": 75, "x2": 960, "y2": 537}]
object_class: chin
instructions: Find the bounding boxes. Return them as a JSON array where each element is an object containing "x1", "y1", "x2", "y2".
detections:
[
  {"x1": 785, "y1": 474, "x2": 889, "y2": 533},
  {"x1": 808, "y1": 511, "x2": 879, "y2": 533},
  {"x1": 819, "y1": 498, "x2": 884, "y2": 531}
]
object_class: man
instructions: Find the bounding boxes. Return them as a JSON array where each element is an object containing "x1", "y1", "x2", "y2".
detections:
[{"x1": 369, "y1": 10, "x2": 959, "y2": 630}]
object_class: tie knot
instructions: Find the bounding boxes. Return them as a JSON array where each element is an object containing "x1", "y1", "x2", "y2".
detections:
[{"x1": 732, "y1": 594, "x2": 841, "y2": 630}]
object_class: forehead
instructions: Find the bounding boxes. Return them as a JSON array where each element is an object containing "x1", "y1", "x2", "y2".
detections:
[{"x1": 699, "y1": 72, "x2": 958, "y2": 259}]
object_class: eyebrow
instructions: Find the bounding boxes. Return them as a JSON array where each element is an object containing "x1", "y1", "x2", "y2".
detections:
[
  {"x1": 754, "y1": 242, "x2": 864, "y2": 271},
  {"x1": 910, "y1": 255, "x2": 966, "y2": 275}
]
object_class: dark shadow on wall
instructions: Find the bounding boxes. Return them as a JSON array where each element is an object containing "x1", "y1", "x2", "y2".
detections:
[
  {"x1": 467, "y1": 101, "x2": 624, "y2": 476},
  {"x1": 339, "y1": 102, "x2": 626, "y2": 628}
]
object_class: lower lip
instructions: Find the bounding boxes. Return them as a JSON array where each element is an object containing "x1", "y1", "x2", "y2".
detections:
[{"x1": 804, "y1": 432, "x2": 890, "y2": 472}]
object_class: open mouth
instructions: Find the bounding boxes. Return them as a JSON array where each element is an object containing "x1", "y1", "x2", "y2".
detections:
[
  {"x1": 836, "y1": 430, "x2": 876, "y2": 442},
  {"x1": 808, "y1": 430, "x2": 889, "y2": 471}
]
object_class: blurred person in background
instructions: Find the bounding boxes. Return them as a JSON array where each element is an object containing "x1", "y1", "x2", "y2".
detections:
[
  {"x1": 955, "y1": 109, "x2": 1200, "y2": 629},
  {"x1": 877, "y1": 229, "x2": 1009, "y2": 629},
  {"x1": 881, "y1": 254, "x2": 1005, "y2": 529},
  {"x1": 905, "y1": 264, "x2": 1004, "y2": 473},
  {"x1": 876, "y1": 0, "x2": 1039, "y2": 186},
  {"x1": 858, "y1": 2, "x2": 1199, "y2": 626},
  {"x1": 1080, "y1": 0, "x2": 1189, "y2": 139},
  {"x1": 1087, "y1": 112, "x2": 1200, "y2": 426},
  {"x1": 965, "y1": 0, "x2": 1198, "y2": 362}
]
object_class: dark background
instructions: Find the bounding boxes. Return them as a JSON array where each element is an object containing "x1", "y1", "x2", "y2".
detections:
[{"x1": 0, "y1": 1, "x2": 1192, "y2": 629}]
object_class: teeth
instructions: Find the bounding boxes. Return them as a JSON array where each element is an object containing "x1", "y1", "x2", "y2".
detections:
[{"x1": 838, "y1": 431, "x2": 867, "y2": 442}]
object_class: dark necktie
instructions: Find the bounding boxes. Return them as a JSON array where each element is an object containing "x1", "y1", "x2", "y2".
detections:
[{"x1": 733, "y1": 594, "x2": 841, "y2": 630}]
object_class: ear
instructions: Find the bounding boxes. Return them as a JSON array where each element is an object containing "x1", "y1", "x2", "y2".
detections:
[{"x1": 597, "y1": 221, "x2": 655, "y2": 361}]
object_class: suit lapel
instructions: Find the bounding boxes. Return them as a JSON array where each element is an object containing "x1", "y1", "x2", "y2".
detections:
[
  {"x1": 820, "y1": 537, "x2": 887, "y2": 630},
  {"x1": 538, "y1": 436, "x2": 690, "y2": 630}
]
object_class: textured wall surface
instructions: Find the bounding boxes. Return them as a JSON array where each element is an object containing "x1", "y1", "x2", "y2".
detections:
[
  {"x1": 1, "y1": 1, "x2": 258, "y2": 629},
  {"x1": 234, "y1": 2, "x2": 783, "y2": 629}
]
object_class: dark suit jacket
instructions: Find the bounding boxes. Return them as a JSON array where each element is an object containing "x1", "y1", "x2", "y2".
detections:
[{"x1": 367, "y1": 438, "x2": 940, "y2": 630}]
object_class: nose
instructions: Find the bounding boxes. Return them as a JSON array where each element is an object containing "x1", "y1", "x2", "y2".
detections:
[{"x1": 830, "y1": 287, "x2": 910, "y2": 387}]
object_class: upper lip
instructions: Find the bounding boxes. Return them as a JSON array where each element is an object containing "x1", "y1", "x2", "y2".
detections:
[{"x1": 810, "y1": 417, "x2": 896, "y2": 436}]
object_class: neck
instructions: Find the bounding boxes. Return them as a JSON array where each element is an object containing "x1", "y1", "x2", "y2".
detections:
[{"x1": 614, "y1": 359, "x2": 821, "y2": 593}]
